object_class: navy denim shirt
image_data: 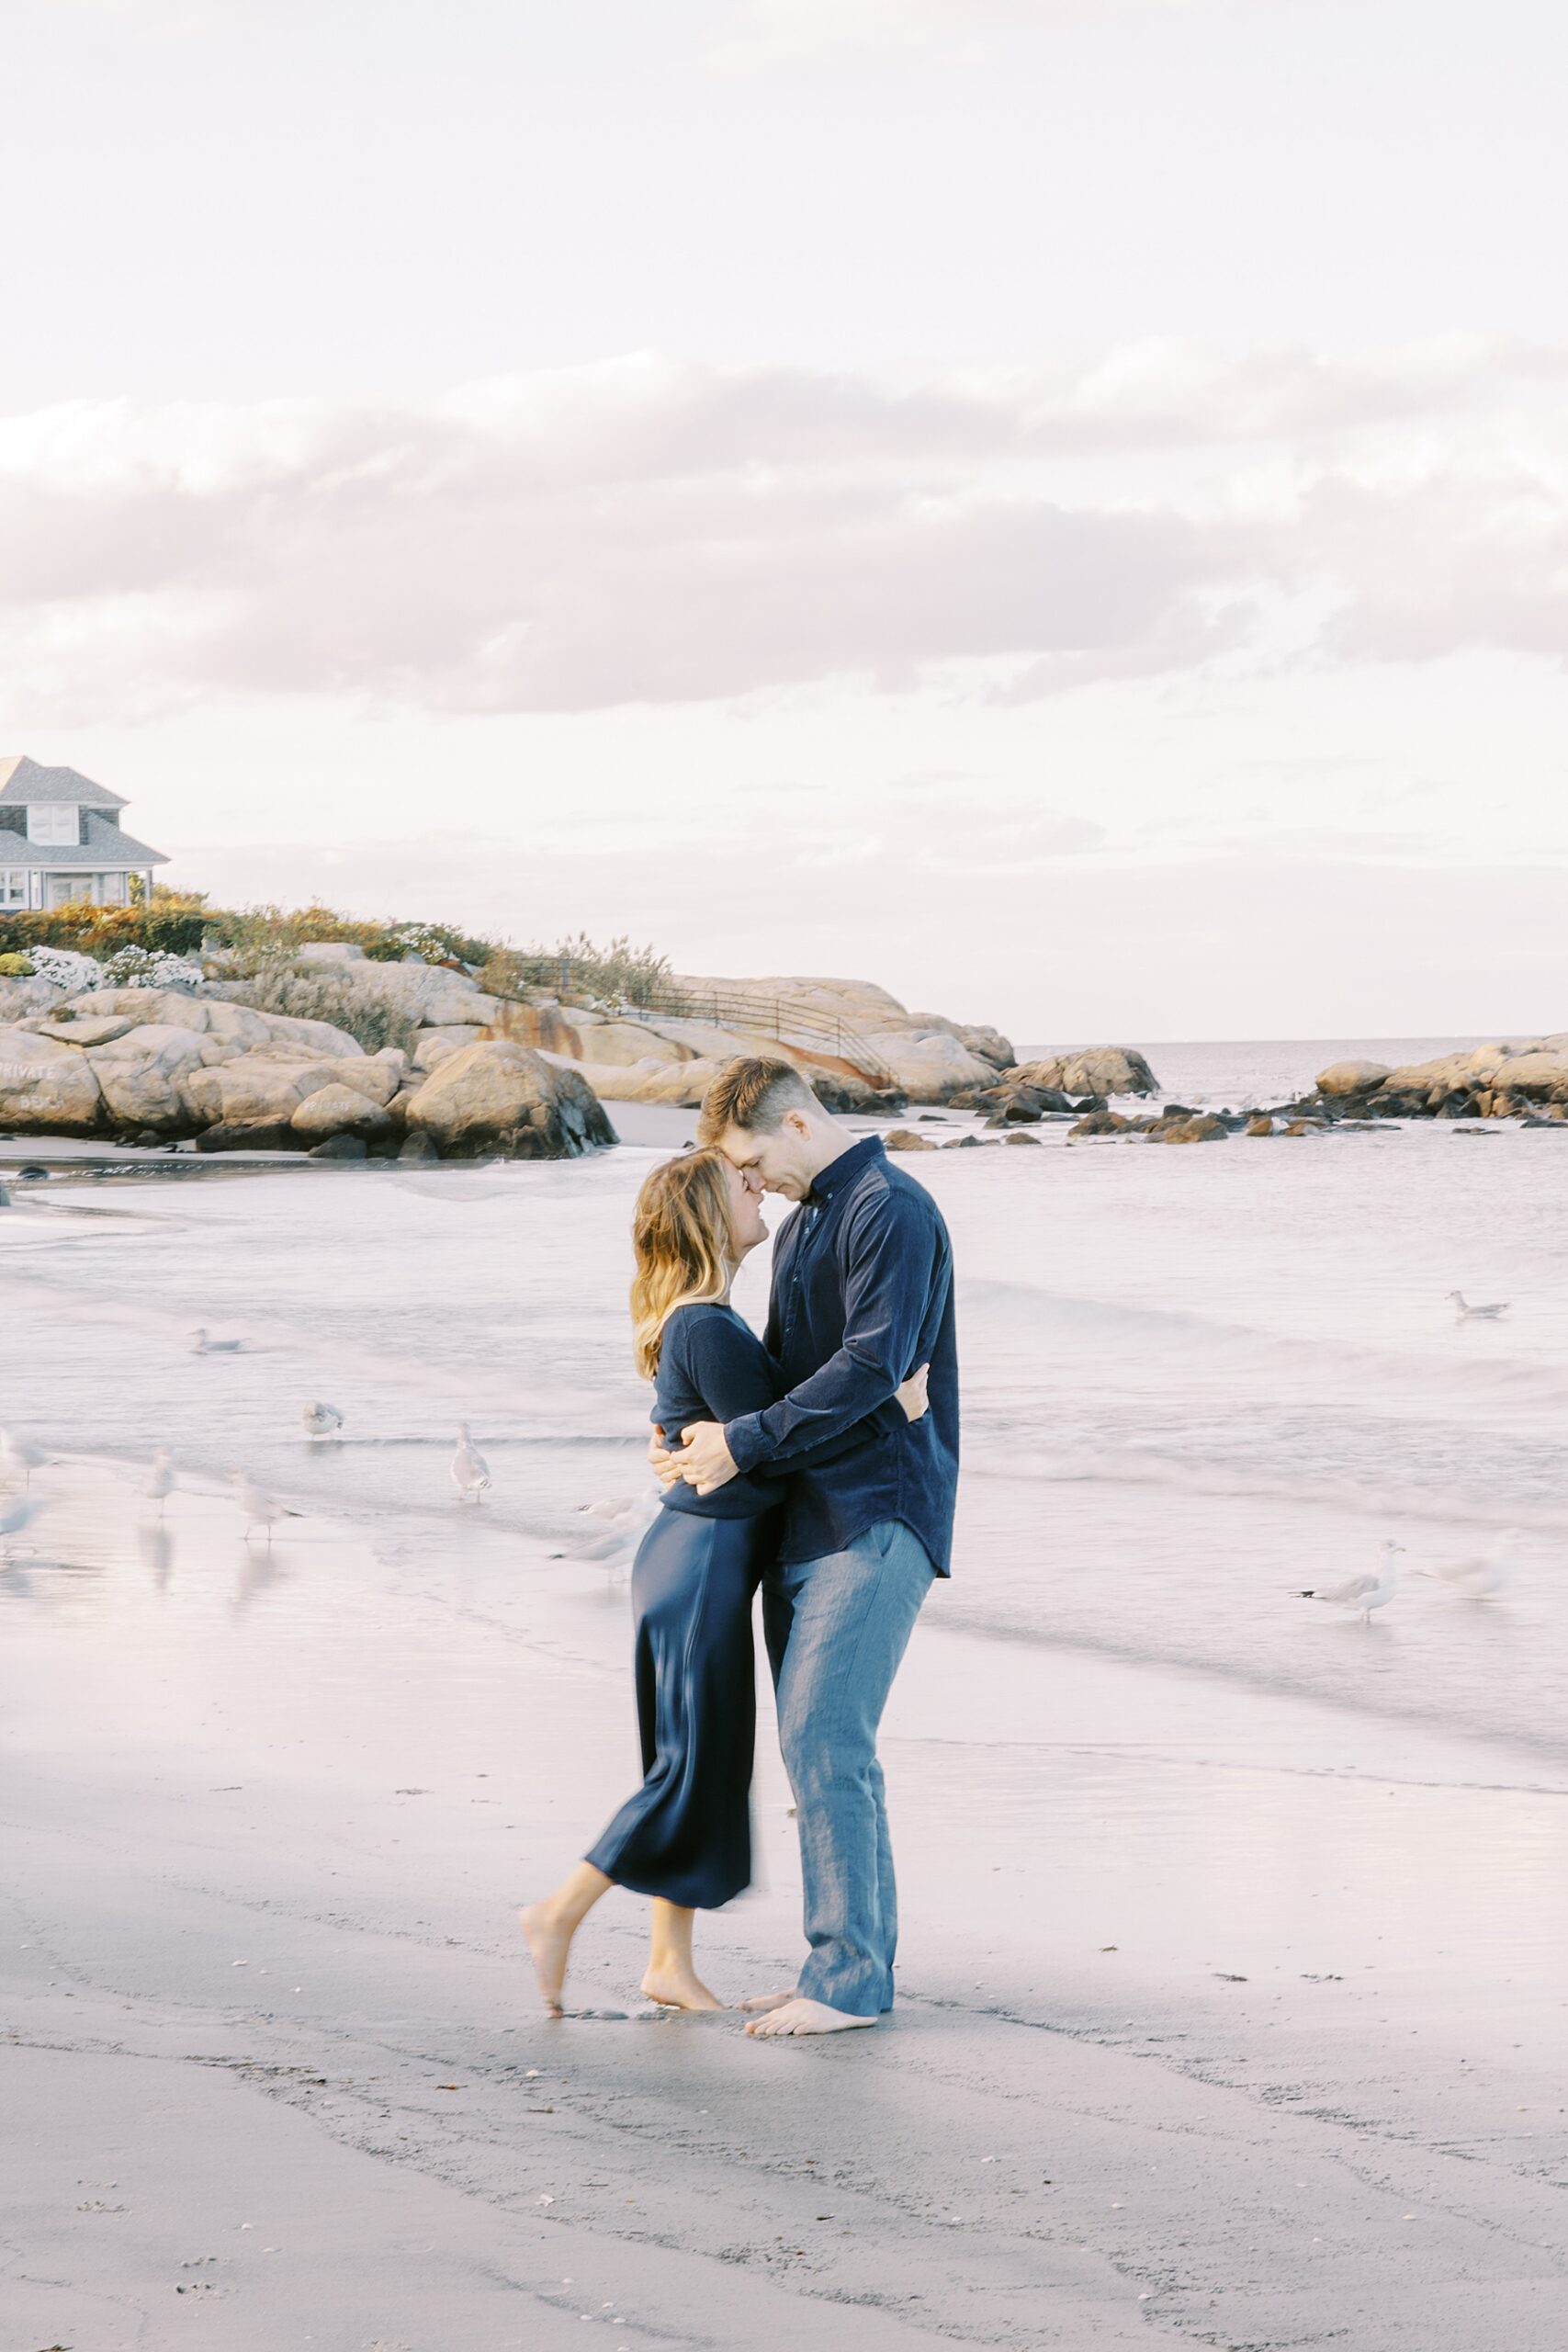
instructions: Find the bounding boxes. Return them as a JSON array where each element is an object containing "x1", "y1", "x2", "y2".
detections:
[{"x1": 724, "y1": 1136, "x2": 959, "y2": 1573}]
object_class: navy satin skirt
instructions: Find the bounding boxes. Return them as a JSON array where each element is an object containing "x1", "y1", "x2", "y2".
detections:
[{"x1": 584, "y1": 1503, "x2": 776, "y2": 1910}]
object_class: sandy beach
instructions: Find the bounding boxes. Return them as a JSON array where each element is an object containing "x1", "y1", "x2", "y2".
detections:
[{"x1": 4, "y1": 1120, "x2": 1567, "y2": 2349}]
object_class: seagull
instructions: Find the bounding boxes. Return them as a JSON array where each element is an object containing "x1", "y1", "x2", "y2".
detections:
[
  {"x1": 1448, "y1": 1291, "x2": 1510, "y2": 1320},
  {"x1": 231, "y1": 1471, "x2": 300, "y2": 1545},
  {"x1": 0, "y1": 1429, "x2": 44, "y2": 1488},
  {"x1": 451, "y1": 1424, "x2": 491, "y2": 1503},
  {"x1": 190, "y1": 1328, "x2": 244, "y2": 1354},
  {"x1": 301, "y1": 1401, "x2": 344, "y2": 1441},
  {"x1": 1296, "y1": 1541, "x2": 1404, "y2": 1623},
  {"x1": 572, "y1": 1495, "x2": 656, "y2": 1564},
  {"x1": 139, "y1": 1448, "x2": 175, "y2": 1514},
  {"x1": 1, "y1": 1490, "x2": 39, "y2": 1558},
  {"x1": 1416, "y1": 1528, "x2": 1520, "y2": 1600}
]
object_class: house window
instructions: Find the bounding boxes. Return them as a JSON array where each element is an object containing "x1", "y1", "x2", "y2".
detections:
[
  {"x1": 0, "y1": 869, "x2": 26, "y2": 908},
  {"x1": 28, "y1": 804, "x2": 79, "y2": 845}
]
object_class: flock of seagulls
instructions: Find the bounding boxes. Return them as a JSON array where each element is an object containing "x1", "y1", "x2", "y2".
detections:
[
  {"x1": 0, "y1": 1396, "x2": 504, "y2": 1563},
  {"x1": 1296, "y1": 1528, "x2": 1522, "y2": 1623}
]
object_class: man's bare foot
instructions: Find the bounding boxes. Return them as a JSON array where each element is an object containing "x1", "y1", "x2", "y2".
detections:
[
  {"x1": 745, "y1": 1997, "x2": 877, "y2": 2038},
  {"x1": 640, "y1": 1962, "x2": 724, "y2": 2011},
  {"x1": 738, "y1": 1988, "x2": 798, "y2": 2014},
  {"x1": 518, "y1": 1902, "x2": 572, "y2": 2013}
]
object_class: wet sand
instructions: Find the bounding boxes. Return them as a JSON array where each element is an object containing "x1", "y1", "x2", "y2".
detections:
[{"x1": 4, "y1": 1459, "x2": 1566, "y2": 2349}]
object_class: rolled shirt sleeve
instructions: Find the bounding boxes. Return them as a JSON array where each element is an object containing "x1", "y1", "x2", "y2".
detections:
[{"x1": 726, "y1": 1190, "x2": 934, "y2": 1474}]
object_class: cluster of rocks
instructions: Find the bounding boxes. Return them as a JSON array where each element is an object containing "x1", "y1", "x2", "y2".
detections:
[
  {"x1": 498, "y1": 973, "x2": 1020, "y2": 1110},
  {"x1": 1310, "y1": 1039, "x2": 1568, "y2": 1124},
  {"x1": 0, "y1": 962, "x2": 614, "y2": 1160}
]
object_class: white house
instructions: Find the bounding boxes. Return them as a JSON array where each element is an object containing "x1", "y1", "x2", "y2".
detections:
[{"x1": 0, "y1": 755, "x2": 169, "y2": 913}]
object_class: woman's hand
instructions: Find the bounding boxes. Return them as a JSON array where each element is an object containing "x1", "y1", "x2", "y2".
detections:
[{"x1": 896, "y1": 1363, "x2": 931, "y2": 1422}]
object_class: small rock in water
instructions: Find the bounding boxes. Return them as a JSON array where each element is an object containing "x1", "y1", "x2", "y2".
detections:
[{"x1": 309, "y1": 1134, "x2": 368, "y2": 1160}]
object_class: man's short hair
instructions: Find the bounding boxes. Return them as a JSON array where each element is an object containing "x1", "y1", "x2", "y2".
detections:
[{"x1": 697, "y1": 1056, "x2": 820, "y2": 1144}]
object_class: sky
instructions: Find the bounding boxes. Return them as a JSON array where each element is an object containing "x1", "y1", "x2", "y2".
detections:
[{"x1": 3, "y1": 0, "x2": 1566, "y2": 1041}]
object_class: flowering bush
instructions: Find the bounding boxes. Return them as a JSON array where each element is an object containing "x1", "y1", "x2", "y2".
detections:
[
  {"x1": 23, "y1": 945, "x2": 103, "y2": 994},
  {"x1": 99, "y1": 945, "x2": 204, "y2": 989}
]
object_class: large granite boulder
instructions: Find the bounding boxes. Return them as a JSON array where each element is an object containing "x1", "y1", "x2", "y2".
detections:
[
  {"x1": 405, "y1": 1041, "x2": 615, "y2": 1157},
  {"x1": 85, "y1": 1023, "x2": 210, "y2": 1130},
  {"x1": 184, "y1": 1053, "x2": 362, "y2": 1127},
  {"x1": 1486, "y1": 1047, "x2": 1568, "y2": 1099},
  {"x1": 551, "y1": 1055, "x2": 723, "y2": 1107},
  {"x1": 0, "y1": 976, "x2": 63, "y2": 1020},
  {"x1": 247, "y1": 1012, "x2": 365, "y2": 1061},
  {"x1": 21, "y1": 1011, "x2": 141, "y2": 1047},
  {"x1": 0, "y1": 1026, "x2": 104, "y2": 1134},
  {"x1": 869, "y1": 1031, "x2": 998, "y2": 1100},
  {"x1": 1010, "y1": 1046, "x2": 1159, "y2": 1099},
  {"x1": 1316, "y1": 1059, "x2": 1393, "y2": 1096},
  {"x1": 562, "y1": 1021, "x2": 692, "y2": 1068},
  {"x1": 67, "y1": 985, "x2": 213, "y2": 1034},
  {"x1": 907, "y1": 1013, "x2": 1016, "y2": 1070},
  {"x1": 308, "y1": 960, "x2": 504, "y2": 1031},
  {"x1": 411, "y1": 1024, "x2": 492, "y2": 1072},
  {"x1": 289, "y1": 1083, "x2": 399, "y2": 1142}
]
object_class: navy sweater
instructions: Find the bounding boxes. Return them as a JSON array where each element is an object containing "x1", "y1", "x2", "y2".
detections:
[{"x1": 653, "y1": 1301, "x2": 908, "y2": 1521}]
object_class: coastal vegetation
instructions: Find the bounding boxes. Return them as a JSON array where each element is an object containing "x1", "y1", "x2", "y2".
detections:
[{"x1": 0, "y1": 888, "x2": 678, "y2": 1010}]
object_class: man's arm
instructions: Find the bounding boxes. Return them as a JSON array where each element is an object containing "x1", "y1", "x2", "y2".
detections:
[{"x1": 679, "y1": 1189, "x2": 936, "y2": 1488}]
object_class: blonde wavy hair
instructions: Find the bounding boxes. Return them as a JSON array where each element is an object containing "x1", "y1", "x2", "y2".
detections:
[{"x1": 630, "y1": 1148, "x2": 736, "y2": 1380}]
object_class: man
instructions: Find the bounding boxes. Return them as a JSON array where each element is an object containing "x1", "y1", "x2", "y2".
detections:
[{"x1": 659, "y1": 1057, "x2": 959, "y2": 2038}]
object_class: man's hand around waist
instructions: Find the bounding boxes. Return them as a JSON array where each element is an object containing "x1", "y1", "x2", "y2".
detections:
[{"x1": 671, "y1": 1420, "x2": 739, "y2": 1496}]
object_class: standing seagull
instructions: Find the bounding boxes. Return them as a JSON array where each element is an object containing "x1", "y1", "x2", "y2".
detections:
[
  {"x1": 0, "y1": 1429, "x2": 44, "y2": 1488},
  {"x1": 1, "y1": 1490, "x2": 39, "y2": 1559},
  {"x1": 139, "y1": 1448, "x2": 176, "y2": 1515},
  {"x1": 451, "y1": 1424, "x2": 491, "y2": 1504},
  {"x1": 1448, "y1": 1291, "x2": 1510, "y2": 1320},
  {"x1": 1296, "y1": 1541, "x2": 1404, "y2": 1623},
  {"x1": 190, "y1": 1327, "x2": 245, "y2": 1354},
  {"x1": 1417, "y1": 1528, "x2": 1520, "y2": 1600},
  {"x1": 231, "y1": 1471, "x2": 300, "y2": 1546},
  {"x1": 301, "y1": 1401, "x2": 344, "y2": 1441}
]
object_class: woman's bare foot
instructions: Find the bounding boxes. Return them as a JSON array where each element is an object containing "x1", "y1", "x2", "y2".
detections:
[
  {"x1": 745, "y1": 1998, "x2": 876, "y2": 2038},
  {"x1": 737, "y1": 1988, "x2": 797, "y2": 2014},
  {"x1": 640, "y1": 1962, "x2": 724, "y2": 2011},
  {"x1": 518, "y1": 1902, "x2": 572, "y2": 2013}
]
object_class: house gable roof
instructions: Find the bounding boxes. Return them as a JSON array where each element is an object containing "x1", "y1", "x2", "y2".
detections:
[
  {"x1": 0, "y1": 810, "x2": 168, "y2": 867},
  {"x1": 0, "y1": 755, "x2": 129, "y2": 810}
]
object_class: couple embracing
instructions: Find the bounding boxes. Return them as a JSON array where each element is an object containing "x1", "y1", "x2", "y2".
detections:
[{"x1": 522, "y1": 1056, "x2": 959, "y2": 2038}]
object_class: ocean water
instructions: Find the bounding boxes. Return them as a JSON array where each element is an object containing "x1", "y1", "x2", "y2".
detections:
[{"x1": 3, "y1": 1035, "x2": 1564, "y2": 1770}]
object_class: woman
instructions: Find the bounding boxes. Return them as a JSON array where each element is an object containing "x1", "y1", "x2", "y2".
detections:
[{"x1": 519, "y1": 1147, "x2": 928, "y2": 2015}]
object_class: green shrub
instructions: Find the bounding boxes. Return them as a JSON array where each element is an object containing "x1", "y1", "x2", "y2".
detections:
[{"x1": 0, "y1": 950, "x2": 34, "y2": 977}]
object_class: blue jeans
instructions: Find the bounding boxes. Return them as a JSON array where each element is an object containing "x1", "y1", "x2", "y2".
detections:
[{"x1": 763, "y1": 1520, "x2": 935, "y2": 2018}]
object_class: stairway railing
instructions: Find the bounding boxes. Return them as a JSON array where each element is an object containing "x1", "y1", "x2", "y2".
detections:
[{"x1": 611, "y1": 983, "x2": 896, "y2": 1088}]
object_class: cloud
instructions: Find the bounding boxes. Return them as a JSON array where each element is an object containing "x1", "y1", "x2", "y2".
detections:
[{"x1": 1, "y1": 345, "x2": 1566, "y2": 726}]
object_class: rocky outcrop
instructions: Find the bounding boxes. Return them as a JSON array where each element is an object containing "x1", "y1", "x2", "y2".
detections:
[
  {"x1": 1009, "y1": 1046, "x2": 1159, "y2": 1099},
  {"x1": 405, "y1": 1043, "x2": 615, "y2": 1158},
  {"x1": 0, "y1": 966, "x2": 618, "y2": 1159},
  {"x1": 1316, "y1": 1058, "x2": 1392, "y2": 1097},
  {"x1": 1307, "y1": 1034, "x2": 1568, "y2": 1122},
  {"x1": 0, "y1": 1026, "x2": 105, "y2": 1134},
  {"x1": 289, "y1": 1083, "x2": 399, "y2": 1143},
  {"x1": 85, "y1": 1023, "x2": 210, "y2": 1131}
]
